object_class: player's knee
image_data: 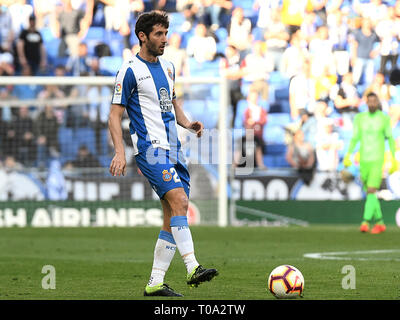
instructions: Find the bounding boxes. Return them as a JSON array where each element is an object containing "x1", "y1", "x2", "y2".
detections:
[
  {"x1": 177, "y1": 194, "x2": 189, "y2": 215},
  {"x1": 164, "y1": 188, "x2": 189, "y2": 216}
]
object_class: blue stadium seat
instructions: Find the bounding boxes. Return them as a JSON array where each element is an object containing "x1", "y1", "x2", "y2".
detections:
[
  {"x1": 58, "y1": 127, "x2": 75, "y2": 163},
  {"x1": 217, "y1": 39, "x2": 227, "y2": 54},
  {"x1": 84, "y1": 27, "x2": 105, "y2": 41},
  {"x1": 252, "y1": 27, "x2": 264, "y2": 41},
  {"x1": 269, "y1": 71, "x2": 290, "y2": 85},
  {"x1": 232, "y1": 0, "x2": 251, "y2": 9},
  {"x1": 210, "y1": 85, "x2": 220, "y2": 100},
  {"x1": 184, "y1": 100, "x2": 207, "y2": 119},
  {"x1": 99, "y1": 56, "x2": 123, "y2": 75},
  {"x1": 269, "y1": 99, "x2": 290, "y2": 114},
  {"x1": 263, "y1": 125, "x2": 286, "y2": 145},
  {"x1": 53, "y1": 56, "x2": 68, "y2": 68},
  {"x1": 259, "y1": 99, "x2": 269, "y2": 111},
  {"x1": 263, "y1": 155, "x2": 275, "y2": 168},
  {"x1": 99, "y1": 128, "x2": 109, "y2": 156},
  {"x1": 280, "y1": 100, "x2": 291, "y2": 114},
  {"x1": 85, "y1": 39, "x2": 101, "y2": 57},
  {"x1": 40, "y1": 27, "x2": 55, "y2": 43},
  {"x1": 274, "y1": 154, "x2": 291, "y2": 168},
  {"x1": 169, "y1": 12, "x2": 186, "y2": 33},
  {"x1": 105, "y1": 30, "x2": 124, "y2": 57},
  {"x1": 187, "y1": 57, "x2": 205, "y2": 76},
  {"x1": 240, "y1": 81, "x2": 252, "y2": 97},
  {"x1": 180, "y1": 28, "x2": 195, "y2": 49},
  {"x1": 204, "y1": 100, "x2": 220, "y2": 128},
  {"x1": 98, "y1": 155, "x2": 112, "y2": 168},
  {"x1": 74, "y1": 127, "x2": 96, "y2": 156},
  {"x1": 188, "y1": 58, "x2": 220, "y2": 77},
  {"x1": 266, "y1": 143, "x2": 286, "y2": 155},
  {"x1": 44, "y1": 38, "x2": 61, "y2": 62},
  {"x1": 215, "y1": 27, "x2": 228, "y2": 42},
  {"x1": 234, "y1": 99, "x2": 248, "y2": 129},
  {"x1": 267, "y1": 113, "x2": 291, "y2": 127},
  {"x1": 263, "y1": 153, "x2": 290, "y2": 168},
  {"x1": 206, "y1": 99, "x2": 220, "y2": 113},
  {"x1": 274, "y1": 87, "x2": 290, "y2": 101}
]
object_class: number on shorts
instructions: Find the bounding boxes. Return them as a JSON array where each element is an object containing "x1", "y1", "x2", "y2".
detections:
[{"x1": 169, "y1": 168, "x2": 181, "y2": 182}]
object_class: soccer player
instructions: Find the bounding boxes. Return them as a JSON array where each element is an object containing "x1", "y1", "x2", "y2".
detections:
[
  {"x1": 108, "y1": 11, "x2": 218, "y2": 297},
  {"x1": 343, "y1": 92, "x2": 397, "y2": 234}
]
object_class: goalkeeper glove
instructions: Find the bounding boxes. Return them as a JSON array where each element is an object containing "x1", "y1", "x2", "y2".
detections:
[{"x1": 343, "y1": 153, "x2": 352, "y2": 168}]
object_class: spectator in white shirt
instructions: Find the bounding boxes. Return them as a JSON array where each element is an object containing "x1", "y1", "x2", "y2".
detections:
[
  {"x1": 186, "y1": 23, "x2": 217, "y2": 63},
  {"x1": 241, "y1": 40, "x2": 274, "y2": 100},
  {"x1": 227, "y1": 7, "x2": 252, "y2": 53}
]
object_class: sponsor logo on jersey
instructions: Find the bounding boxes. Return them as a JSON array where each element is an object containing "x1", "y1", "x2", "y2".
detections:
[
  {"x1": 159, "y1": 87, "x2": 173, "y2": 112},
  {"x1": 138, "y1": 75, "x2": 151, "y2": 81}
]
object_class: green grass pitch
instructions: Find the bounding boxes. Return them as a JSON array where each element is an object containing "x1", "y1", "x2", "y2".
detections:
[{"x1": 0, "y1": 225, "x2": 399, "y2": 300}]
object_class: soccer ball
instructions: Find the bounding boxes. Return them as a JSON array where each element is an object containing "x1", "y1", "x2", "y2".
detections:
[{"x1": 268, "y1": 265, "x2": 304, "y2": 299}]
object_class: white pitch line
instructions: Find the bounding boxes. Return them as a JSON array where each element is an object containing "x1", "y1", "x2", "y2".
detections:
[{"x1": 304, "y1": 249, "x2": 400, "y2": 261}]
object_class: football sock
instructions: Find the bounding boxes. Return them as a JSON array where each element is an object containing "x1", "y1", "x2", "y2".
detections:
[
  {"x1": 170, "y1": 216, "x2": 199, "y2": 275},
  {"x1": 147, "y1": 230, "x2": 176, "y2": 287},
  {"x1": 373, "y1": 193, "x2": 383, "y2": 224},
  {"x1": 363, "y1": 193, "x2": 377, "y2": 222},
  {"x1": 372, "y1": 195, "x2": 384, "y2": 224}
]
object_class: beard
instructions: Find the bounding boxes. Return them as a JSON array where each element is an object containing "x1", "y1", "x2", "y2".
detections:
[{"x1": 146, "y1": 40, "x2": 163, "y2": 57}]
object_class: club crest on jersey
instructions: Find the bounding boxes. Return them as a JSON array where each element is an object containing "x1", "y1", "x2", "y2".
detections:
[
  {"x1": 167, "y1": 68, "x2": 174, "y2": 80},
  {"x1": 159, "y1": 87, "x2": 173, "y2": 112},
  {"x1": 162, "y1": 169, "x2": 172, "y2": 182}
]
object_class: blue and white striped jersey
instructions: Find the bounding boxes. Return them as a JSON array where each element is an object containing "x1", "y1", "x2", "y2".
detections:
[{"x1": 111, "y1": 53, "x2": 180, "y2": 155}]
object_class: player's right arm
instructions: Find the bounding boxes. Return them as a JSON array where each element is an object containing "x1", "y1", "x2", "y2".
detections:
[
  {"x1": 344, "y1": 114, "x2": 361, "y2": 167},
  {"x1": 108, "y1": 104, "x2": 127, "y2": 176},
  {"x1": 108, "y1": 63, "x2": 136, "y2": 176}
]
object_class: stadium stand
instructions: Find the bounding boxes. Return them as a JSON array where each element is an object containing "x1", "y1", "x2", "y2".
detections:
[{"x1": 2, "y1": 0, "x2": 400, "y2": 172}]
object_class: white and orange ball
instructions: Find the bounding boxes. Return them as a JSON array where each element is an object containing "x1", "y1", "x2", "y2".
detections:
[{"x1": 268, "y1": 265, "x2": 304, "y2": 299}]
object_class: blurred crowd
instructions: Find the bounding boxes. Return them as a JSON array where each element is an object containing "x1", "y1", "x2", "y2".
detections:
[{"x1": 1, "y1": 0, "x2": 400, "y2": 181}]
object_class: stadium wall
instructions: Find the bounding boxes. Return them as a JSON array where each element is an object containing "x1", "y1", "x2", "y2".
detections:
[
  {"x1": 1, "y1": 200, "x2": 400, "y2": 227},
  {"x1": 235, "y1": 200, "x2": 400, "y2": 226}
]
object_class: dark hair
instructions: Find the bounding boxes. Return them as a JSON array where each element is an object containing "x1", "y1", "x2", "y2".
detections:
[
  {"x1": 135, "y1": 11, "x2": 169, "y2": 46},
  {"x1": 366, "y1": 92, "x2": 382, "y2": 110},
  {"x1": 366, "y1": 92, "x2": 378, "y2": 99}
]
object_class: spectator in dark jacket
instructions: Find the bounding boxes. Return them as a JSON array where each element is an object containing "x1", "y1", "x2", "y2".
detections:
[
  {"x1": 35, "y1": 105, "x2": 60, "y2": 167},
  {"x1": 72, "y1": 145, "x2": 100, "y2": 168},
  {"x1": 17, "y1": 14, "x2": 47, "y2": 75}
]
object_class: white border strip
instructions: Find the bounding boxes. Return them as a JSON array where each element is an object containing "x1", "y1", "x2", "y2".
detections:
[{"x1": 304, "y1": 249, "x2": 400, "y2": 261}]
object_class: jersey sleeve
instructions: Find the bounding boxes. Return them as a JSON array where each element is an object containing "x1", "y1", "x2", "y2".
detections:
[
  {"x1": 384, "y1": 114, "x2": 393, "y2": 139},
  {"x1": 111, "y1": 65, "x2": 136, "y2": 106},
  {"x1": 384, "y1": 114, "x2": 396, "y2": 157}
]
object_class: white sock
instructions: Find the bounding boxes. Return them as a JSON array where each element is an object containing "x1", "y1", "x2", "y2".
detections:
[
  {"x1": 170, "y1": 216, "x2": 199, "y2": 274},
  {"x1": 147, "y1": 231, "x2": 176, "y2": 287}
]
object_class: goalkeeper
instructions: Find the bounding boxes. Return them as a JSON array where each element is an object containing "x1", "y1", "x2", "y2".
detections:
[{"x1": 343, "y1": 92, "x2": 397, "y2": 234}]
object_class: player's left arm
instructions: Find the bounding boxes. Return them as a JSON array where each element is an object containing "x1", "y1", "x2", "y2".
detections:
[
  {"x1": 384, "y1": 115, "x2": 396, "y2": 158},
  {"x1": 172, "y1": 99, "x2": 204, "y2": 138}
]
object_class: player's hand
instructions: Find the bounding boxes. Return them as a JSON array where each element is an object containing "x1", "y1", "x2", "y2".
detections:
[
  {"x1": 188, "y1": 121, "x2": 204, "y2": 138},
  {"x1": 343, "y1": 154, "x2": 352, "y2": 168},
  {"x1": 109, "y1": 153, "x2": 127, "y2": 176},
  {"x1": 389, "y1": 157, "x2": 398, "y2": 174}
]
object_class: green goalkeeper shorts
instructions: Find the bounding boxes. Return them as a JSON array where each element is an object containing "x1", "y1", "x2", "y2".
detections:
[{"x1": 360, "y1": 160, "x2": 384, "y2": 189}]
